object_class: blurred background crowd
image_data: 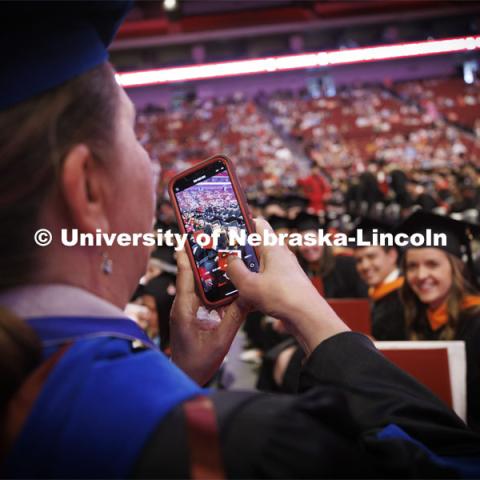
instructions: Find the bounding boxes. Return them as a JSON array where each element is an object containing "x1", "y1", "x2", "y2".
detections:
[{"x1": 116, "y1": 0, "x2": 480, "y2": 395}]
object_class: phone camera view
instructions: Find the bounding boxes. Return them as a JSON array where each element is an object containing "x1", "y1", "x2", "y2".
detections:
[{"x1": 175, "y1": 164, "x2": 259, "y2": 302}]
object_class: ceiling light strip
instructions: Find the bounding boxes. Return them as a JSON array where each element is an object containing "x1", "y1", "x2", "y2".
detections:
[{"x1": 116, "y1": 35, "x2": 480, "y2": 88}]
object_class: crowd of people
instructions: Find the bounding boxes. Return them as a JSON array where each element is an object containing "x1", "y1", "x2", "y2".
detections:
[
  {"x1": 395, "y1": 76, "x2": 480, "y2": 130},
  {"x1": 130, "y1": 74, "x2": 480, "y2": 437},
  {"x1": 136, "y1": 79, "x2": 480, "y2": 230},
  {"x1": 135, "y1": 94, "x2": 305, "y2": 194}
]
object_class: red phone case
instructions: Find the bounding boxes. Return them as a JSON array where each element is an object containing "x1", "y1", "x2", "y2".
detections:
[{"x1": 168, "y1": 154, "x2": 257, "y2": 308}]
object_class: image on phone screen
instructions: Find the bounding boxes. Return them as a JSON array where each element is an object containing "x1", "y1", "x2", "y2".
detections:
[{"x1": 174, "y1": 161, "x2": 259, "y2": 303}]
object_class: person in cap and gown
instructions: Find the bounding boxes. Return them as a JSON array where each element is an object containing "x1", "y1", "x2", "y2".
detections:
[
  {"x1": 399, "y1": 210, "x2": 480, "y2": 432},
  {"x1": 295, "y1": 212, "x2": 368, "y2": 299},
  {"x1": 352, "y1": 219, "x2": 407, "y2": 340},
  {"x1": 2, "y1": 3, "x2": 480, "y2": 478}
]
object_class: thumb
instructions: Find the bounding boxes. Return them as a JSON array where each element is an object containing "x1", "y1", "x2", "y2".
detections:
[{"x1": 227, "y1": 256, "x2": 258, "y2": 294}]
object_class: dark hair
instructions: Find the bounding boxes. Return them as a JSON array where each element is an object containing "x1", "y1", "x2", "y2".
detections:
[{"x1": 0, "y1": 62, "x2": 119, "y2": 428}]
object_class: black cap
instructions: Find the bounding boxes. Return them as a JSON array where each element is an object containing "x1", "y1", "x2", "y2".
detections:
[
  {"x1": 397, "y1": 210, "x2": 479, "y2": 258},
  {"x1": 1, "y1": 1, "x2": 131, "y2": 110},
  {"x1": 267, "y1": 215, "x2": 291, "y2": 231},
  {"x1": 264, "y1": 196, "x2": 285, "y2": 209},
  {"x1": 284, "y1": 195, "x2": 309, "y2": 209},
  {"x1": 293, "y1": 212, "x2": 324, "y2": 232},
  {"x1": 151, "y1": 245, "x2": 175, "y2": 267},
  {"x1": 351, "y1": 218, "x2": 395, "y2": 247}
]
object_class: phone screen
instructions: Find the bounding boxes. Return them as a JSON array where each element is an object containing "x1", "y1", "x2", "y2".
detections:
[{"x1": 173, "y1": 159, "x2": 259, "y2": 303}]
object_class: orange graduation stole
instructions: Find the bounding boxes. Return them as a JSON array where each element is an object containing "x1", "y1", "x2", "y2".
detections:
[
  {"x1": 427, "y1": 295, "x2": 480, "y2": 331},
  {"x1": 369, "y1": 277, "x2": 404, "y2": 302}
]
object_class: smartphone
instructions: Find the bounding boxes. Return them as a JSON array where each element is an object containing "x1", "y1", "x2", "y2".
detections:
[{"x1": 168, "y1": 155, "x2": 260, "y2": 307}]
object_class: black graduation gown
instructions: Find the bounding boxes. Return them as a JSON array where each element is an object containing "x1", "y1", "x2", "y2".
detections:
[
  {"x1": 302, "y1": 255, "x2": 368, "y2": 299},
  {"x1": 243, "y1": 310, "x2": 289, "y2": 352},
  {"x1": 256, "y1": 337, "x2": 298, "y2": 392},
  {"x1": 133, "y1": 333, "x2": 480, "y2": 478},
  {"x1": 371, "y1": 289, "x2": 407, "y2": 341},
  {"x1": 413, "y1": 311, "x2": 480, "y2": 432}
]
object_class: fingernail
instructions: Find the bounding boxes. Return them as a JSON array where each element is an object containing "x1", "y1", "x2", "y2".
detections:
[{"x1": 227, "y1": 255, "x2": 241, "y2": 266}]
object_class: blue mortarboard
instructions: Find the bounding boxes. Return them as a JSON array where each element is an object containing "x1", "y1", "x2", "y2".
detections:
[{"x1": 0, "y1": 1, "x2": 132, "y2": 110}]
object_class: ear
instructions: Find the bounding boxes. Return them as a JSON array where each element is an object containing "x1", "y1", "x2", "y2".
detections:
[
  {"x1": 60, "y1": 144, "x2": 110, "y2": 233},
  {"x1": 387, "y1": 247, "x2": 399, "y2": 265}
]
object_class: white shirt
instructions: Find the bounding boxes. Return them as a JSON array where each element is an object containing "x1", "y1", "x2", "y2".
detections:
[{"x1": 0, "y1": 284, "x2": 127, "y2": 319}]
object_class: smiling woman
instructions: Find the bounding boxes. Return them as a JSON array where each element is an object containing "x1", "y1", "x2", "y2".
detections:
[{"x1": 399, "y1": 210, "x2": 480, "y2": 432}]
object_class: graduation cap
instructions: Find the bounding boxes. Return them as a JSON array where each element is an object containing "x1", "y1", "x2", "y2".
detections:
[
  {"x1": 351, "y1": 218, "x2": 395, "y2": 247},
  {"x1": 247, "y1": 196, "x2": 261, "y2": 208},
  {"x1": 398, "y1": 210, "x2": 480, "y2": 288},
  {"x1": 151, "y1": 245, "x2": 176, "y2": 269},
  {"x1": 264, "y1": 196, "x2": 286, "y2": 209},
  {"x1": 284, "y1": 195, "x2": 309, "y2": 210},
  {"x1": 293, "y1": 212, "x2": 324, "y2": 232},
  {"x1": 1, "y1": 1, "x2": 131, "y2": 110},
  {"x1": 267, "y1": 215, "x2": 291, "y2": 231},
  {"x1": 397, "y1": 210, "x2": 479, "y2": 259}
]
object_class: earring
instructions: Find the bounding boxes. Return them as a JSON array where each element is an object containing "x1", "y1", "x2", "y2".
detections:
[{"x1": 101, "y1": 252, "x2": 113, "y2": 275}]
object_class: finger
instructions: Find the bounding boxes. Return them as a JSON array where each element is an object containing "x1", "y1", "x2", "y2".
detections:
[
  {"x1": 175, "y1": 249, "x2": 196, "y2": 296},
  {"x1": 218, "y1": 300, "x2": 246, "y2": 340},
  {"x1": 252, "y1": 217, "x2": 275, "y2": 258},
  {"x1": 226, "y1": 256, "x2": 260, "y2": 301},
  {"x1": 254, "y1": 216, "x2": 274, "y2": 234}
]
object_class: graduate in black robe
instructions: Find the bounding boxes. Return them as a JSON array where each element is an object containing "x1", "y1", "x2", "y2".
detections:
[
  {"x1": 399, "y1": 210, "x2": 480, "y2": 432},
  {"x1": 370, "y1": 288, "x2": 406, "y2": 340},
  {"x1": 352, "y1": 219, "x2": 407, "y2": 341},
  {"x1": 295, "y1": 212, "x2": 368, "y2": 299}
]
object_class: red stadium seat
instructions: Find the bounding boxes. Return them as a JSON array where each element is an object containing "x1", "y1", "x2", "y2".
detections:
[
  {"x1": 327, "y1": 298, "x2": 371, "y2": 336},
  {"x1": 375, "y1": 341, "x2": 467, "y2": 421}
]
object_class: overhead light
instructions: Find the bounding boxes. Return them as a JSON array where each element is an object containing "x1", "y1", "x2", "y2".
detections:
[
  {"x1": 116, "y1": 35, "x2": 480, "y2": 88},
  {"x1": 163, "y1": 0, "x2": 177, "y2": 12}
]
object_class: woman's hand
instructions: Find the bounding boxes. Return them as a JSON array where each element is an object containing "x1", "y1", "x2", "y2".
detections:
[
  {"x1": 170, "y1": 217, "x2": 349, "y2": 384},
  {"x1": 227, "y1": 218, "x2": 349, "y2": 355},
  {"x1": 169, "y1": 250, "x2": 249, "y2": 385}
]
